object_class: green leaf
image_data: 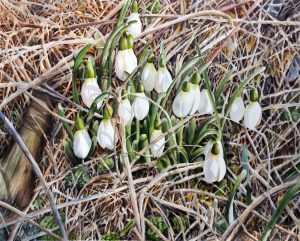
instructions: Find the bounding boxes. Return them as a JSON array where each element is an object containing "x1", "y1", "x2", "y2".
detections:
[
  {"x1": 259, "y1": 180, "x2": 300, "y2": 241},
  {"x1": 86, "y1": 92, "x2": 111, "y2": 125},
  {"x1": 58, "y1": 104, "x2": 73, "y2": 140},
  {"x1": 73, "y1": 43, "x2": 94, "y2": 104},
  {"x1": 64, "y1": 138, "x2": 80, "y2": 166},
  {"x1": 156, "y1": 155, "x2": 171, "y2": 172},
  {"x1": 117, "y1": 0, "x2": 132, "y2": 26},
  {"x1": 215, "y1": 219, "x2": 228, "y2": 234},
  {"x1": 178, "y1": 146, "x2": 189, "y2": 163},
  {"x1": 215, "y1": 68, "x2": 235, "y2": 103},
  {"x1": 241, "y1": 145, "x2": 252, "y2": 205},
  {"x1": 119, "y1": 219, "x2": 136, "y2": 238},
  {"x1": 149, "y1": 93, "x2": 166, "y2": 135},
  {"x1": 225, "y1": 169, "x2": 247, "y2": 224},
  {"x1": 187, "y1": 118, "x2": 197, "y2": 144}
]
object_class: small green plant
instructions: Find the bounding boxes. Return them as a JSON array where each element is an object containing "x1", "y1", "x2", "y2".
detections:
[
  {"x1": 146, "y1": 216, "x2": 168, "y2": 241},
  {"x1": 65, "y1": 166, "x2": 90, "y2": 190}
]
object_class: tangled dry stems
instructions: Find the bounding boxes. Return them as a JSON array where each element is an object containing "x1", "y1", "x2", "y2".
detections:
[{"x1": 0, "y1": 0, "x2": 299, "y2": 240}]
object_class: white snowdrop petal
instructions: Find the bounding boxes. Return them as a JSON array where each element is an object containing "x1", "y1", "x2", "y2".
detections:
[
  {"x1": 198, "y1": 89, "x2": 213, "y2": 115},
  {"x1": 125, "y1": 49, "x2": 138, "y2": 74},
  {"x1": 244, "y1": 101, "x2": 262, "y2": 130},
  {"x1": 230, "y1": 97, "x2": 245, "y2": 122},
  {"x1": 118, "y1": 99, "x2": 133, "y2": 125},
  {"x1": 127, "y1": 13, "x2": 142, "y2": 38},
  {"x1": 73, "y1": 129, "x2": 92, "y2": 159},
  {"x1": 141, "y1": 63, "x2": 156, "y2": 91},
  {"x1": 155, "y1": 67, "x2": 172, "y2": 93},
  {"x1": 172, "y1": 90, "x2": 194, "y2": 118},
  {"x1": 150, "y1": 130, "x2": 165, "y2": 158},
  {"x1": 81, "y1": 78, "x2": 102, "y2": 108},
  {"x1": 97, "y1": 120, "x2": 117, "y2": 150},
  {"x1": 217, "y1": 155, "x2": 227, "y2": 182},
  {"x1": 115, "y1": 50, "x2": 127, "y2": 81},
  {"x1": 204, "y1": 156, "x2": 219, "y2": 183},
  {"x1": 189, "y1": 85, "x2": 201, "y2": 115},
  {"x1": 132, "y1": 93, "x2": 149, "y2": 120}
]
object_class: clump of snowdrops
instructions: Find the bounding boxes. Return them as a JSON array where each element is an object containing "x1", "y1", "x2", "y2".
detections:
[{"x1": 59, "y1": 1, "x2": 265, "y2": 185}]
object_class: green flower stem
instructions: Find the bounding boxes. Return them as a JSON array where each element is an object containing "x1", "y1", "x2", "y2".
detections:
[{"x1": 179, "y1": 118, "x2": 183, "y2": 146}]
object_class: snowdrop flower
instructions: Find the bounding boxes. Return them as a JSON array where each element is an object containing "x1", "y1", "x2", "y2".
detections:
[
  {"x1": 198, "y1": 89, "x2": 214, "y2": 115},
  {"x1": 127, "y1": 1, "x2": 142, "y2": 38},
  {"x1": 150, "y1": 129, "x2": 165, "y2": 158},
  {"x1": 97, "y1": 105, "x2": 118, "y2": 150},
  {"x1": 115, "y1": 34, "x2": 137, "y2": 81},
  {"x1": 244, "y1": 88, "x2": 262, "y2": 130},
  {"x1": 118, "y1": 97, "x2": 134, "y2": 125},
  {"x1": 230, "y1": 96, "x2": 245, "y2": 122},
  {"x1": 73, "y1": 118, "x2": 92, "y2": 159},
  {"x1": 203, "y1": 142, "x2": 226, "y2": 183},
  {"x1": 155, "y1": 56, "x2": 172, "y2": 93},
  {"x1": 141, "y1": 53, "x2": 156, "y2": 91},
  {"x1": 172, "y1": 82, "x2": 194, "y2": 118},
  {"x1": 81, "y1": 59, "x2": 102, "y2": 108},
  {"x1": 189, "y1": 72, "x2": 201, "y2": 115},
  {"x1": 132, "y1": 83, "x2": 150, "y2": 120}
]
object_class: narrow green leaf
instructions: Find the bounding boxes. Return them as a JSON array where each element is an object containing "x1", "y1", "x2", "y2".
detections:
[
  {"x1": 86, "y1": 92, "x2": 111, "y2": 125},
  {"x1": 117, "y1": 0, "x2": 132, "y2": 27},
  {"x1": 119, "y1": 219, "x2": 136, "y2": 238},
  {"x1": 58, "y1": 104, "x2": 74, "y2": 140},
  {"x1": 149, "y1": 93, "x2": 166, "y2": 135},
  {"x1": 242, "y1": 145, "x2": 252, "y2": 205},
  {"x1": 226, "y1": 169, "x2": 247, "y2": 224},
  {"x1": 259, "y1": 180, "x2": 300, "y2": 241},
  {"x1": 187, "y1": 118, "x2": 197, "y2": 144},
  {"x1": 215, "y1": 68, "x2": 235, "y2": 103}
]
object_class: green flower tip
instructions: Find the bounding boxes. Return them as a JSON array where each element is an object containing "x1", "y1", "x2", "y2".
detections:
[
  {"x1": 182, "y1": 82, "x2": 191, "y2": 92},
  {"x1": 137, "y1": 83, "x2": 145, "y2": 93},
  {"x1": 158, "y1": 55, "x2": 166, "y2": 68},
  {"x1": 84, "y1": 58, "x2": 95, "y2": 78},
  {"x1": 127, "y1": 34, "x2": 134, "y2": 49},
  {"x1": 140, "y1": 134, "x2": 148, "y2": 142},
  {"x1": 104, "y1": 104, "x2": 113, "y2": 119},
  {"x1": 250, "y1": 88, "x2": 259, "y2": 102},
  {"x1": 191, "y1": 72, "x2": 201, "y2": 85},
  {"x1": 120, "y1": 36, "x2": 128, "y2": 50},
  {"x1": 75, "y1": 117, "x2": 84, "y2": 131},
  {"x1": 147, "y1": 53, "x2": 155, "y2": 63},
  {"x1": 211, "y1": 142, "x2": 220, "y2": 155},
  {"x1": 132, "y1": 1, "x2": 138, "y2": 13}
]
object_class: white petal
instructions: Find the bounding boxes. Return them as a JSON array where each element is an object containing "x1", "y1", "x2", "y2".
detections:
[
  {"x1": 204, "y1": 155, "x2": 219, "y2": 183},
  {"x1": 230, "y1": 97, "x2": 245, "y2": 122},
  {"x1": 97, "y1": 120, "x2": 116, "y2": 150},
  {"x1": 132, "y1": 93, "x2": 150, "y2": 120},
  {"x1": 127, "y1": 13, "x2": 142, "y2": 38},
  {"x1": 125, "y1": 49, "x2": 137, "y2": 74},
  {"x1": 217, "y1": 155, "x2": 227, "y2": 182},
  {"x1": 155, "y1": 67, "x2": 172, "y2": 93},
  {"x1": 150, "y1": 129, "x2": 165, "y2": 158},
  {"x1": 172, "y1": 90, "x2": 194, "y2": 118},
  {"x1": 73, "y1": 129, "x2": 92, "y2": 159},
  {"x1": 118, "y1": 99, "x2": 133, "y2": 125},
  {"x1": 244, "y1": 101, "x2": 262, "y2": 130},
  {"x1": 141, "y1": 63, "x2": 156, "y2": 91},
  {"x1": 198, "y1": 89, "x2": 214, "y2": 115},
  {"x1": 115, "y1": 50, "x2": 127, "y2": 81},
  {"x1": 81, "y1": 78, "x2": 102, "y2": 108},
  {"x1": 189, "y1": 84, "x2": 201, "y2": 115},
  {"x1": 204, "y1": 140, "x2": 223, "y2": 158}
]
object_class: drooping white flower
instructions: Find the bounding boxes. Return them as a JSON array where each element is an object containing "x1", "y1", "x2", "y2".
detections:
[
  {"x1": 172, "y1": 82, "x2": 194, "y2": 118},
  {"x1": 126, "y1": 1, "x2": 142, "y2": 38},
  {"x1": 198, "y1": 89, "x2": 214, "y2": 115},
  {"x1": 155, "y1": 57, "x2": 172, "y2": 93},
  {"x1": 150, "y1": 129, "x2": 165, "y2": 158},
  {"x1": 244, "y1": 101, "x2": 262, "y2": 130},
  {"x1": 204, "y1": 140, "x2": 223, "y2": 158},
  {"x1": 97, "y1": 119, "x2": 117, "y2": 150},
  {"x1": 141, "y1": 54, "x2": 156, "y2": 91},
  {"x1": 204, "y1": 152, "x2": 226, "y2": 183},
  {"x1": 244, "y1": 88, "x2": 262, "y2": 130},
  {"x1": 189, "y1": 72, "x2": 201, "y2": 115},
  {"x1": 81, "y1": 78, "x2": 102, "y2": 108},
  {"x1": 132, "y1": 92, "x2": 149, "y2": 120},
  {"x1": 118, "y1": 98, "x2": 134, "y2": 125},
  {"x1": 230, "y1": 96, "x2": 245, "y2": 123},
  {"x1": 115, "y1": 35, "x2": 137, "y2": 81},
  {"x1": 73, "y1": 118, "x2": 92, "y2": 159}
]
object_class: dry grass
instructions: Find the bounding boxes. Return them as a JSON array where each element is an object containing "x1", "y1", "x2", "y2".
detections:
[{"x1": 0, "y1": 0, "x2": 300, "y2": 240}]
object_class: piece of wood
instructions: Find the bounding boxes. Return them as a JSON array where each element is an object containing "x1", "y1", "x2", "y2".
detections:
[{"x1": 0, "y1": 92, "x2": 52, "y2": 209}]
